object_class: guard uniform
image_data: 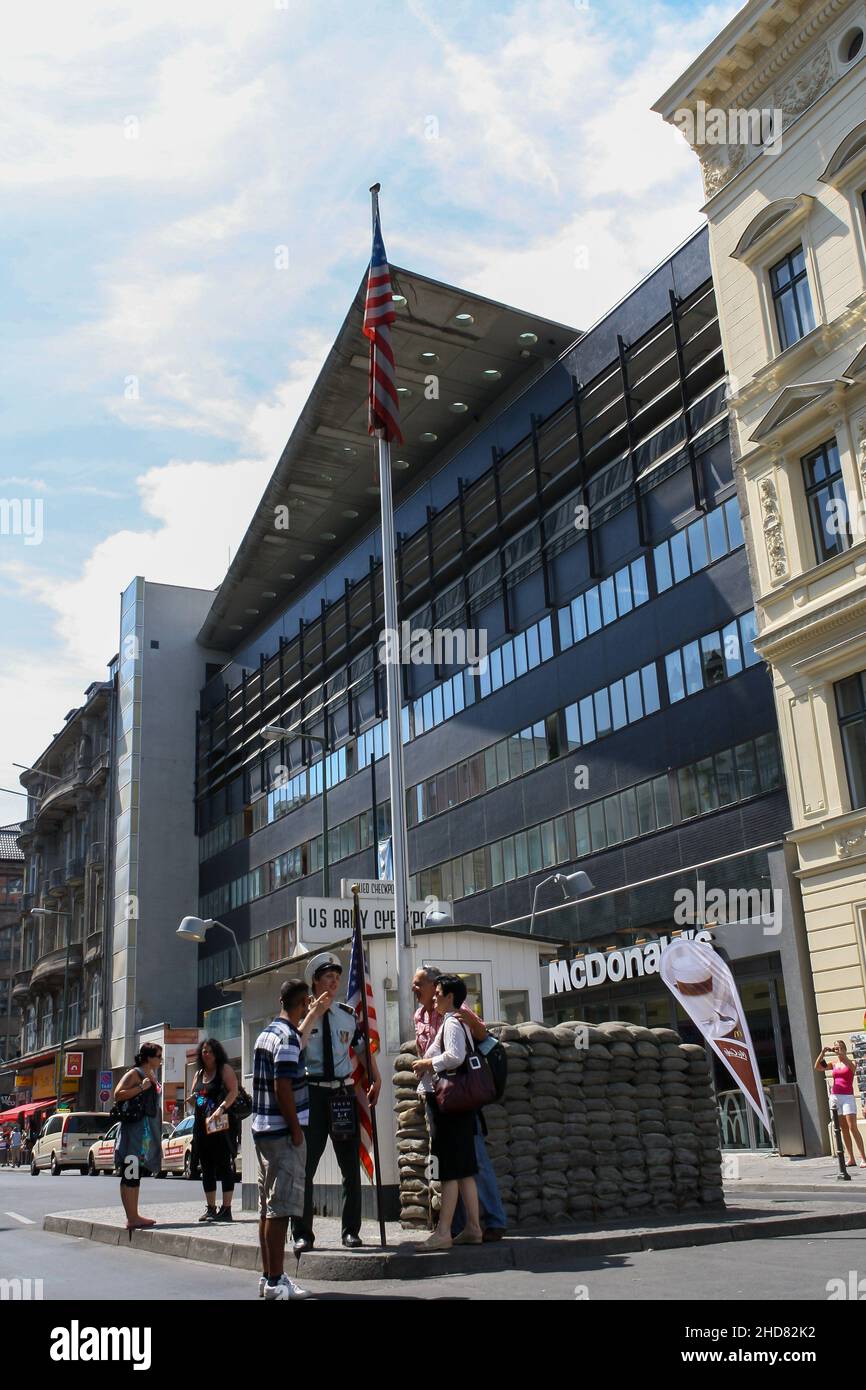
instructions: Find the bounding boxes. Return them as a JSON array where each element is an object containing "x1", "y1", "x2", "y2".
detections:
[{"x1": 291, "y1": 965, "x2": 368, "y2": 1246}]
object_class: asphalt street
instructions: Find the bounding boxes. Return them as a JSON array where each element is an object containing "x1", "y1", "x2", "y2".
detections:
[{"x1": 3, "y1": 1168, "x2": 866, "y2": 1301}]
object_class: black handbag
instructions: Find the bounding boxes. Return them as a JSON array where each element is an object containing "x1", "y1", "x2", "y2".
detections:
[
  {"x1": 433, "y1": 1023, "x2": 497, "y2": 1115},
  {"x1": 109, "y1": 1068, "x2": 147, "y2": 1123},
  {"x1": 231, "y1": 1086, "x2": 253, "y2": 1122}
]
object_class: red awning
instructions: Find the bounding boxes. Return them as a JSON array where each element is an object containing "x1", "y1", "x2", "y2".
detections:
[{"x1": 0, "y1": 1098, "x2": 56, "y2": 1127}]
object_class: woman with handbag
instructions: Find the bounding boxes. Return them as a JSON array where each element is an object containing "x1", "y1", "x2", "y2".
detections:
[
  {"x1": 189, "y1": 1038, "x2": 239, "y2": 1223},
  {"x1": 412, "y1": 974, "x2": 484, "y2": 1251},
  {"x1": 114, "y1": 1042, "x2": 163, "y2": 1230}
]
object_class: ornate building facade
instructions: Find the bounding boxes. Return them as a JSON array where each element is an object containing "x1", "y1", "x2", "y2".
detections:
[{"x1": 656, "y1": 0, "x2": 866, "y2": 1087}]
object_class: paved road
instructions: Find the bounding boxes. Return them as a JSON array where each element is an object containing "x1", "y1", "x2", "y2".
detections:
[{"x1": 3, "y1": 1170, "x2": 866, "y2": 1301}]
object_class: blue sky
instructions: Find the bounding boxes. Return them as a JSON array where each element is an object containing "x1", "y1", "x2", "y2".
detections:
[{"x1": 0, "y1": 0, "x2": 738, "y2": 824}]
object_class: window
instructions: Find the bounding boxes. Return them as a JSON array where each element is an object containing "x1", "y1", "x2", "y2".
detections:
[
  {"x1": 666, "y1": 650, "x2": 685, "y2": 704},
  {"x1": 654, "y1": 542, "x2": 673, "y2": 593},
  {"x1": 770, "y1": 246, "x2": 815, "y2": 350},
  {"x1": 836, "y1": 671, "x2": 866, "y2": 809},
  {"x1": 640, "y1": 664, "x2": 660, "y2": 715},
  {"x1": 802, "y1": 439, "x2": 849, "y2": 563},
  {"x1": 585, "y1": 586, "x2": 602, "y2": 634}
]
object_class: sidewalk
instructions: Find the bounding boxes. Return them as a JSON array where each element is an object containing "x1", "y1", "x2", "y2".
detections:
[
  {"x1": 43, "y1": 1188, "x2": 866, "y2": 1281},
  {"x1": 724, "y1": 1149, "x2": 866, "y2": 1190}
]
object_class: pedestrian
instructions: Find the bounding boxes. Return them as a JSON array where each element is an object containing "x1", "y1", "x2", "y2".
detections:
[
  {"x1": 9, "y1": 1124, "x2": 22, "y2": 1169},
  {"x1": 188, "y1": 1038, "x2": 239, "y2": 1224},
  {"x1": 413, "y1": 968, "x2": 507, "y2": 1241},
  {"x1": 0, "y1": 1129, "x2": 7, "y2": 1167},
  {"x1": 251, "y1": 978, "x2": 326, "y2": 1300},
  {"x1": 412, "y1": 973, "x2": 484, "y2": 1251},
  {"x1": 816, "y1": 1039, "x2": 866, "y2": 1166},
  {"x1": 412, "y1": 966, "x2": 443, "y2": 1055},
  {"x1": 291, "y1": 951, "x2": 381, "y2": 1254},
  {"x1": 114, "y1": 1042, "x2": 164, "y2": 1230}
]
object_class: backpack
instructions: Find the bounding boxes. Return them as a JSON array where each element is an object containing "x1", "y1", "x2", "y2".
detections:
[{"x1": 484, "y1": 1039, "x2": 509, "y2": 1102}]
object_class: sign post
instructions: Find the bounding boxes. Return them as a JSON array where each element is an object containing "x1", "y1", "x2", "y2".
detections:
[{"x1": 296, "y1": 895, "x2": 449, "y2": 950}]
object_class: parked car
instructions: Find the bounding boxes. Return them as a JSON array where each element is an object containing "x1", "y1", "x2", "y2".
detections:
[
  {"x1": 86, "y1": 1121, "x2": 175, "y2": 1176},
  {"x1": 161, "y1": 1115, "x2": 242, "y2": 1179},
  {"x1": 30, "y1": 1111, "x2": 116, "y2": 1176}
]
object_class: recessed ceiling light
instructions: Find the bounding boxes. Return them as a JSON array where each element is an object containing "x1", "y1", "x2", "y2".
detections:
[
  {"x1": 397, "y1": 386, "x2": 412, "y2": 397},
  {"x1": 449, "y1": 402, "x2": 469, "y2": 413},
  {"x1": 342, "y1": 446, "x2": 357, "y2": 455},
  {"x1": 483, "y1": 368, "x2": 502, "y2": 380},
  {"x1": 229, "y1": 624, "x2": 243, "y2": 631},
  {"x1": 264, "y1": 536, "x2": 288, "y2": 545},
  {"x1": 320, "y1": 531, "x2": 336, "y2": 541},
  {"x1": 393, "y1": 459, "x2": 411, "y2": 470},
  {"x1": 279, "y1": 573, "x2": 295, "y2": 581},
  {"x1": 392, "y1": 294, "x2": 407, "y2": 306},
  {"x1": 244, "y1": 608, "x2": 260, "y2": 615},
  {"x1": 366, "y1": 485, "x2": 381, "y2": 495},
  {"x1": 320, "y1": 473, "x2": 333, "y2": 483},
  {"x1": 419, "y1": 432, "x2": 438, "y2": 443},
  {"x1": 419, "y1": 351, "x2": 439, "y2": 363},
  {"x1": 455, "y1": 312, "x2": 474, "y2": 325},
  {"x1": 518, "y1": 331, "x2": 538, "y2": 345},
  {"x1": 519, "y1": 349, "x2": 532, "y2": 359},
  {"x1": 261, "y1": 591, "x2": 277, "y2": 599},
  {"x1": 299, "y1": 552, "x2": 316, "y2": 561},
  {"x1": 341, "y1": 509, "x2": 359, "y2": 518}
]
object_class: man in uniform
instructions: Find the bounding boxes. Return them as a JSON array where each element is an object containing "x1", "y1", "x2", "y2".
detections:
[{"x1": 291, "y1": 951, "x2": 381, "y2": 1251}]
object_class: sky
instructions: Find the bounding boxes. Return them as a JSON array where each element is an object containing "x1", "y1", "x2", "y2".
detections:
[{"x1": 0, "y1": 0, "x2": 739, "y2": 825}]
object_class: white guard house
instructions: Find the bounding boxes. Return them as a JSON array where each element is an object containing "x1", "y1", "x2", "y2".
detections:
[{"x1": 223, "y1": 922, "x2": 557, "y2": 1218}]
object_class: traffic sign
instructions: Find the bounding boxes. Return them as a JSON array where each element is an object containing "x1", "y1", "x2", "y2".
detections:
[
  {"x1": 99, "y1": 1089, "x2": 111, "y2": 1103},
  {"x1": 297, "y1": 895, "x2": 447, "y2": 948},
  {"x1": 98, "y1": 1070, "x2": 113, "y2": 1092}
]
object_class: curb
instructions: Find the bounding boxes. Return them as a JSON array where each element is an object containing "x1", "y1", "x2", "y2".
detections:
[{"x1": 43, "y1": 1205, "x2": 866, "y2": 1280}]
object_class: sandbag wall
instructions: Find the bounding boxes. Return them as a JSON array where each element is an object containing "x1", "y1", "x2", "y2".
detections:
[{"x1": 393, "y1": 1019, "x2": 724, "y2": 1227}]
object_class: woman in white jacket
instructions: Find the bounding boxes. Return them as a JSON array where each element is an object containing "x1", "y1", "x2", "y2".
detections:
[{"x1": 412, "y1": 974, "x2": 483, "y2": 1250}]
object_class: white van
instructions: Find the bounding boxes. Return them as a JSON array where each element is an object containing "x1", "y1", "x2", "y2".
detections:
[{"x1": 30, "y1": 1111, "x2": 115, "y2": 1176}]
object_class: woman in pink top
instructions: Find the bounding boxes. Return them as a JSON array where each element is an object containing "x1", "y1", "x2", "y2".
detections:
[{"x1": 815, "y1": 1040, "x2": 866, "y2": 1166}]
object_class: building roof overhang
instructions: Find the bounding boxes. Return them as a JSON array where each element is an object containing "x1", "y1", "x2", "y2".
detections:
[{"x1": 197, "y1": 267, "x2": 578, "y2": 651}]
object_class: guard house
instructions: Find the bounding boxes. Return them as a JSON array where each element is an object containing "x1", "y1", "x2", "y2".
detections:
[{"x1": 224, "y1": 921, "x2": 557, "y2": 1218}]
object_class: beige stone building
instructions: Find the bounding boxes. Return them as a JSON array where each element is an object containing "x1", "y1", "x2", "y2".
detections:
[{"x1": 655, "y1": 1, "x2": 866, "y2": 1096}]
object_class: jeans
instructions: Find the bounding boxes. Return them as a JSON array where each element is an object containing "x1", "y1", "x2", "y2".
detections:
[{"x1": 451, "y1": 1120, "x2": 507, "y2": 1234}]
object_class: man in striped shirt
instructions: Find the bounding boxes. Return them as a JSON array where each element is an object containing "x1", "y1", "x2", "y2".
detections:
[{"x1": 252, "y1": 978, "x2": 328, "y2": 1301}]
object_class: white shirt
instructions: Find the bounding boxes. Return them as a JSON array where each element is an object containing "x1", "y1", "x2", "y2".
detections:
[{"x1": 417, "y1": 1012, "x2": 470, "y2": 1094}]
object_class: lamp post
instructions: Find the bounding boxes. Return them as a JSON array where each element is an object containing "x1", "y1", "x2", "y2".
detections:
[
  {"x1": 529, "y1": 871, "x2": 595, "y2": 936},
  {"x1": 176, "y1": 917, "x2": 247, "y2": 978},
  {"x1": 261, "y1": 723, "x2": 330, "y2": 896},
  {"x1": 31, "y1": 907, "x2": 72, "y2": 1103}
]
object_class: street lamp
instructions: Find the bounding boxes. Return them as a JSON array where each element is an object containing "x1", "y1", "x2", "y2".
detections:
[
  {"x1": 529, "y1": 870, "x2": 594, "y2": 936},
  {"x1": 260, "y1": 722, "x2": 331, "y2": 895},
  {"x1": 31, "y1": 907, "x2": 73, "y2": 1101},
  {"x1": 176, "y1": 916, "x2": 247, "y2": 978}
]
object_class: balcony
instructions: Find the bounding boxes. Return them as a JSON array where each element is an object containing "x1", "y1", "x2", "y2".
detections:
[
  {"x1": 48, "y1": 867, "x2": 65, "y2": 897},
  {"x1": 85, "y1": 750, "x2": 111, "y2": 791},
  {"x1": 84, "y1": 929, "x2": 102, "y2": 966},
  {"x1": 66, "y1": 856, "x2": 85, "y2": 886},
  {"x1": 11, "y1": 968, "x2": 32, "y2": 1005},
  {"x1": 30, "y1": 942, "x2": 82, "y2": 989},
  {"x1": 86, "y1": 840, "x2": 104, "y2": 867},
  {"x1": 16, "y1": 819, "x2": 35, "y2": 852}
]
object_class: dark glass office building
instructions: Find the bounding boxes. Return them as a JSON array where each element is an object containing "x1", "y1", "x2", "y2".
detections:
[{"x1": 192, "y1": 228, "x2": 824, "y2": 1152}]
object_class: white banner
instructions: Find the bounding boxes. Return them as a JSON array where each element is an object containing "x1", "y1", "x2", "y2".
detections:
[{"x1": 660, "y1": 937, "x2": 771, "y2": 1137}]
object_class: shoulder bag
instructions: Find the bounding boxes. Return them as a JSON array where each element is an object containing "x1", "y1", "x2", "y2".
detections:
[{"x1": 433, "y1": 1021, "x2": 497, "y2": 1115}]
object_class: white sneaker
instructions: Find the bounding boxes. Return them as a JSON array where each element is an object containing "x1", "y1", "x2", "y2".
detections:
[
  {"x1": 263, "y1": 1274, "x2": 309, "y2": 1301},
  {"x1": 259, "y1": 1275, "x2": 267, "y2": 1298}
]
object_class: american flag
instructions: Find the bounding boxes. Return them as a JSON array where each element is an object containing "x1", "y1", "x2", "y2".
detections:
[
  {"x1": 347, "y1": 912, "x2": 380, "y2": 1183},
  {"x1": 362, "y1": 200, "x2": 403, "y2": 445}
]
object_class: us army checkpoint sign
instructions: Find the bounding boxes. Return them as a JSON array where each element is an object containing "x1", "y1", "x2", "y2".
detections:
[{"x1": 296, "y1": 895, "x2": 448, "y2": 948}]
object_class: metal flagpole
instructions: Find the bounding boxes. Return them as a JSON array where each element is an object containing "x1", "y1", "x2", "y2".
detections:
[
  {"x1": 352, "y1": 884, "x2": 387, "y2": 1246},
  {"x1": 369, "y1": 183, "x2": 414, "y2": 1047}
]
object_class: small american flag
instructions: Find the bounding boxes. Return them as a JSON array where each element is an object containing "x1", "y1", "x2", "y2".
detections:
[
  {"x1": 362, "y1": 200, "x2": 403, "y2": 445},
  {"x1": 347, "y1": 912, "x2": 380, "y2": 1183}
]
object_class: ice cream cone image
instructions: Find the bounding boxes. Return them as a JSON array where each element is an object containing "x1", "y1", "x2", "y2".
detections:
[{"x1": 661, "y1": 937, "x2": 770, "y2": 1136}]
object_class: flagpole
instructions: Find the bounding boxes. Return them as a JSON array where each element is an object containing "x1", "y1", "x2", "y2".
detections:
[
  {"x1": 369, "y1": 182, "x2": 415, "y2": 1049},
  {"x1": 353, "y1": 883, "x2": 387, "y2": 1248}
]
